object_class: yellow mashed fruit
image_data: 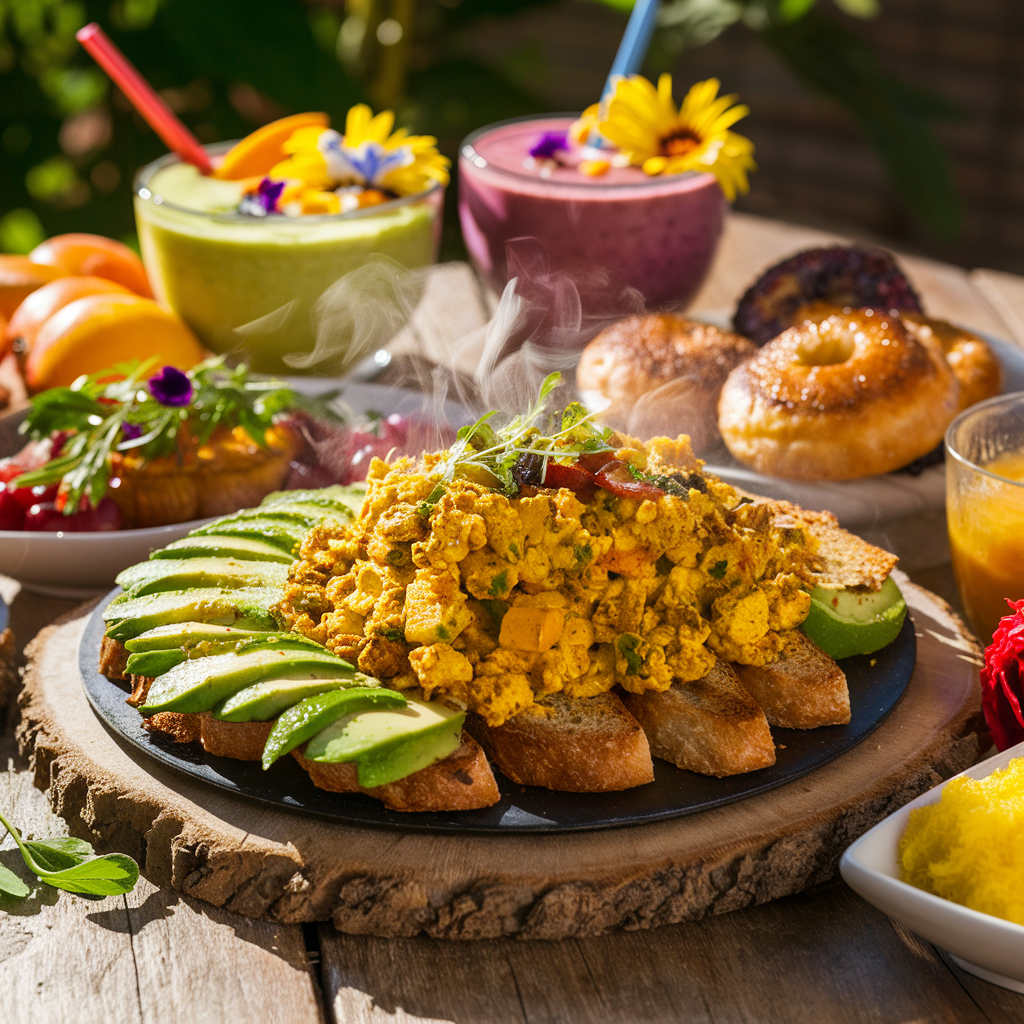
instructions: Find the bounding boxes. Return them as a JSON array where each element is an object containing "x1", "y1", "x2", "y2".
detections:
[
  {"x1": 899, "y1": 758, "x2": 1024, "y2": 925},
  {"x1": 279, "y1": 433, "x2": 815, "y2": 726}
]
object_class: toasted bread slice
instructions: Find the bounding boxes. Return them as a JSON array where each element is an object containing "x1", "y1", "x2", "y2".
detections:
[
  {"x1": 734, "y1": 630, "x2": 850, "y2": 729},
  {"x1": 142, "y1": 711, "x2": 202, "y2": 744},
  {"x1": 99, "y1": 635, "x2": 130, "y2": 679},
  {"x1": 196, "y1": 713, "x2": 274, "y2": 760},
  {"x1": 621, "y1": 657, "x2": 776, "y2": 777},
  {"x1": 292, "y1": 734, "x2": 500, "y2": 811},
  {"x1": 769, "y1": 501, "x2": 897, "y2": 590},
  {"x1": 466, "y1": 692, "x2": 654, "y2": 792}
]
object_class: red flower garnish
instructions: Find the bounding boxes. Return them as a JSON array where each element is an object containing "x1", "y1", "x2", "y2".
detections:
[{"x1": 980, "y1": 598, "x2": 1024, "y2": 750}]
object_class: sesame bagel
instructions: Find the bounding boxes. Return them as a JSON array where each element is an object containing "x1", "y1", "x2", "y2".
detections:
[
  {"x1": 901, "y1": 313, "x2": 1002, "y2": 412},
  {"x1": 718, "y1": 308, "x2": 960, "y2": 480},
  {"x1": 576, "y1": 314, "x2": 756, "y2": 450}
]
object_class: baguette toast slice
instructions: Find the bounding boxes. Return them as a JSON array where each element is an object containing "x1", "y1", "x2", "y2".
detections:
[
  {"x1": 734, "y1": 630, "x2": 850, "y2": 729},
  {"x1": 620, "y1": 657, "x2": 776, "y2": 777},
  {"x1": 292, "y1": 734, "x2": 500, "y2": 810},
  {"x1": 465, "y1": 692, "x2": 654, "y2": 792},
  {"x1": 99, "y1": 635, "x2": 130, "y2": 680},
  {"x1": 197, "y1": 713, "x2": 274, "y2": 760},
  {"x1": 142, "y1": 711, "x2": 202, "y2": 744}
]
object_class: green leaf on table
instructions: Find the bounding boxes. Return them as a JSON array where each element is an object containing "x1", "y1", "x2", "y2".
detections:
[
  {"x1": 0, "y1": 861, "x2": 31, "y2": 899},
  {"x1": 20, "y1": 836, "x2": 97, "y2": 874},
  {"x1": 32, "y1": 854, "x2": 140, "y2": 896},
  {"x1": 0, "y1": 810, "x2": 140, "y2": 898}
]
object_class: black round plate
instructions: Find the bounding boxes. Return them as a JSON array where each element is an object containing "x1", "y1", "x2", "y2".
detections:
[{"x1": 80, "y1": 591, "x2": 916, "y2": 834}]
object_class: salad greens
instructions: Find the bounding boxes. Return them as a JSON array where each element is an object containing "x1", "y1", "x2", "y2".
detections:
[
  {"x1": 0, "y1": 809, "x2": 139, "y2": 898},
  {"x1": 14, "y1": 357, "x2": 299, "y2": 515},
  {"x1": 417, "y1": 372, "x2": 614, "y2": 516}
]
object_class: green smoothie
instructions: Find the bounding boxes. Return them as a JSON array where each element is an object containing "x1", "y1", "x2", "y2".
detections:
[{"x1": 134, "y1": 152, "x2": 442, "y2": 374}]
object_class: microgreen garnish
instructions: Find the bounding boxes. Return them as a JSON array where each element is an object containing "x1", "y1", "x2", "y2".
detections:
[
  {"x1": 417, "y1": 373, "x2": 615, "y2": 515},
  {"x1": 0, "y1": 809, "x2": 139, "y2": 898},
  {"x1": 14, "y1": 357, "x2": 300, "y2": 515}
]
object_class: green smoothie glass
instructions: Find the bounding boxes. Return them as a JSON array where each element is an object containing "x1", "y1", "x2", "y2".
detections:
[{"x1": 134, "y1": 143, "x2": 443, "y2": 374}]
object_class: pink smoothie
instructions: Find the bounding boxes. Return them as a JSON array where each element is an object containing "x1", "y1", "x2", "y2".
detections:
[{"x1": 458, "y1": 116, "x2": 726, "y2": 312}]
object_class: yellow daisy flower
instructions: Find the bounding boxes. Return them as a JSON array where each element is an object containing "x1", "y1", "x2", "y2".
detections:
[
  {"x1": 269, "y1": 103, "x2": 450, "y2": 199},
  {"x1": 598, "y1": 75, "x2": 756, "y2": 201}
]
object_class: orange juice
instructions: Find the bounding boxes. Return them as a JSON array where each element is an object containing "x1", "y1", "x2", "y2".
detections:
[{"x1": 948, "y1": 450, "x2": 1024, "y2": 643}]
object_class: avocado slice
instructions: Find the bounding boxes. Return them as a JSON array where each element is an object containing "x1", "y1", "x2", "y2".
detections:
[
  {"x1": 152, "y1": 535, "x2": 294, "y2": 563},
  {"x1": 124, "y1": 622, "x2": 272, "y2": 652},
  {"x1": 103, "y1": 587, "x2": 282, "y2": 642},
  {"x1": 213, "y1": 676, "x2": 354, "y2": 722},
  {"x1": 124, "y1": 627, "x2": 333, "y2": 678},
  {"x1": 206, "y1": 502, "x2": 337, "y2": 529},
  {"x1": 304, "y1": 697, "x2": 465, "y2": 788},
  {"x1": 262, "y1": 687, "x2": 407, "y2": 768},
  {"x1": 189, "y1": 516, "x2": 309, "y2": 553},
  {"x1": 262, "y1": 485, "x2": 365, "y2": 518},
  {"x1": 116, "y1": 557, "x2": 290, "y2": 598},
  {"x1": 138, "y1": 646, "x2": 356, "y2": 715},
  {"x1": 800, "y1": 576, "x2": 907, "y2": 660}
]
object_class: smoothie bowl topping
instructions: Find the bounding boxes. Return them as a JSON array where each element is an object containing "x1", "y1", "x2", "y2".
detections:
[
  {"x1": 527, "y1": 74, "x2": 756, "y2": 200},
  {"x1": 215, "y1": 104, "x2": 450, "y2": 217}
]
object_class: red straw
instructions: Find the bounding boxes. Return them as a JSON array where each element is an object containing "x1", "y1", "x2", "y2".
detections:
[{"x1": 76, "y1": 23, "x2": 213, "y2": 175}]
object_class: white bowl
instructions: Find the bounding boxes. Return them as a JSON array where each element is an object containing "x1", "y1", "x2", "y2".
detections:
[
  {"x1": 0, "y1": 518, "x2": 215, "y2": 598},
  {"x1": 840, "y1": 740, "x2": 1024, "y2": 992}
]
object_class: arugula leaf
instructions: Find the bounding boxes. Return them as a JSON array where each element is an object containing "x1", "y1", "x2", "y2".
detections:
[
  {"x1": 0, "y1": 809, "x2": 139, "y2": 898},
  {"x1": 0, "y1": 861, "x2": 30, "y2": 899}
]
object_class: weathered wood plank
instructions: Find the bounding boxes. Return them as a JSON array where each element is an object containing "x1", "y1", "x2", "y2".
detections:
[
  {"x1": 0, "y1": 735, "x2": 144, "y2": 1024},
  {"x1": 970, "y1": 267, "x2": 1024, "y2": 350},
  {"x1": 125, "y1": 880, "x2": 324, "y2": 1024}
]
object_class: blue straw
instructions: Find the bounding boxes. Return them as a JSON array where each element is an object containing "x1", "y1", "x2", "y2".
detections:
[
  {"x1": 603, "y1": 0, "x2": 661, "y2": 98},
  {"x1": 588, "y1": 0, "x2": 661, "y2": 147}
]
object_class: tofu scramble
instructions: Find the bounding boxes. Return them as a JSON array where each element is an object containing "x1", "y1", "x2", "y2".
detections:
[{"x1": 279, "y1": 382, "x2": 817, "y2": 727}]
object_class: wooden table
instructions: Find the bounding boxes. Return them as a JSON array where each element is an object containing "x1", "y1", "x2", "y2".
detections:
[{"x1": 3, "y1": 212, "x2": 1024, "y2": 1024}]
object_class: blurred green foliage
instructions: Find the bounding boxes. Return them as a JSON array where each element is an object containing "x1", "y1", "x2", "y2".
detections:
[{"x1": 0, "y1": 0, "x2": 959, "y2": 265}]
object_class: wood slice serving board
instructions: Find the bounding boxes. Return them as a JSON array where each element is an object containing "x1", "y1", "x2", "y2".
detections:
[{"x1": 17, "y1": 577, "x2": 987, "y2": 940}]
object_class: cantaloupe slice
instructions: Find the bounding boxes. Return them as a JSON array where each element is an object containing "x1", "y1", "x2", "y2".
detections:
[{"x1": 212, "y1": 112, "x2": 330, "y2": 181}]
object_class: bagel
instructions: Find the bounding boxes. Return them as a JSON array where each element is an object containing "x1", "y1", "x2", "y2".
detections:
[
  {"x1": 901, "y1": 313, "x2": 1002, "y2": 411},
  {"x1": 733, "y1": 246, "x2": 922, "y2": 345},
  {"x1": 718, "y1": 307, "x2": 959, "y2": 480},
  {"x1": 576, "y1": 314, "x2": 756, "y2": 452}
]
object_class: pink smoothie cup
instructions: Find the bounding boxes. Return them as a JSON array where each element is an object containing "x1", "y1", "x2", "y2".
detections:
[{"x1": 458, "y1": 115, "x2": 726, "y2": 317}]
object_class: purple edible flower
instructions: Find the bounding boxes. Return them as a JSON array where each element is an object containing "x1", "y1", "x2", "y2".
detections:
[
  {"x1": 121, "y1": 422, "x2": 143, "y2": 441},
  {"x1": 529, "y1": 131, "x2": 568, "y2": 160},
  {"x1": 148, "y1": 366, "x2": 193, "y2": 407},
  {"x1": 238, "y1": 177, "x2": 286, "y2": 217}
]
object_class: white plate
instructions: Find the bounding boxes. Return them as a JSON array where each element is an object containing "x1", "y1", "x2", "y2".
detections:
[
  {"x1": 840, "y1": 740, "x2": 1024, "y2": 993},
  {"x1": 0, "y1": 382, "x2": 472, "y2": 598}
]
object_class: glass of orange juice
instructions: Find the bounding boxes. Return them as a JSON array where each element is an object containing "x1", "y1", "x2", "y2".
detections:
[{"x1": 947, "y1": 392, "x2": 1024, "y2": 643}]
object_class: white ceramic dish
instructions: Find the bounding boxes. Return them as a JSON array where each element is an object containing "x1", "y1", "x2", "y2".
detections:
[
  {"x1": 0, "y1": 382, "x2": 472, "y2": 598},
  {"x1": 840, "y1": 740, "x2": 1024, "y2": 993}
]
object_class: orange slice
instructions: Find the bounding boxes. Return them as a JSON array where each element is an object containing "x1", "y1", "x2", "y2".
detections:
[
  {"x1": 5, "y1": 275, "x2": 132, "y2": 359},
  {"x1": 212, "y1": 112, "x2": 330, "y2": 180},
  {"x1": 26, "y1": 293, "x2": 205, "y2": 393},
  {"x1": 0, "y1": 256, "x2": 66, "y2": 321},
  {"x1": 29, "y1": 233, "x2": 153, "y2": 298}
]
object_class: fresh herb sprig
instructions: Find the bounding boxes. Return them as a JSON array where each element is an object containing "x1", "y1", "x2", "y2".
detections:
[
  {"x1": 14, "y1": 357, "x2": 297, "y2": 515},
  {"x1": 417, "y1": 372, "x2": 615, "y2": 516},
  {"x1": 0, "y1": 809, "x2": 139, "y2": 898}
]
